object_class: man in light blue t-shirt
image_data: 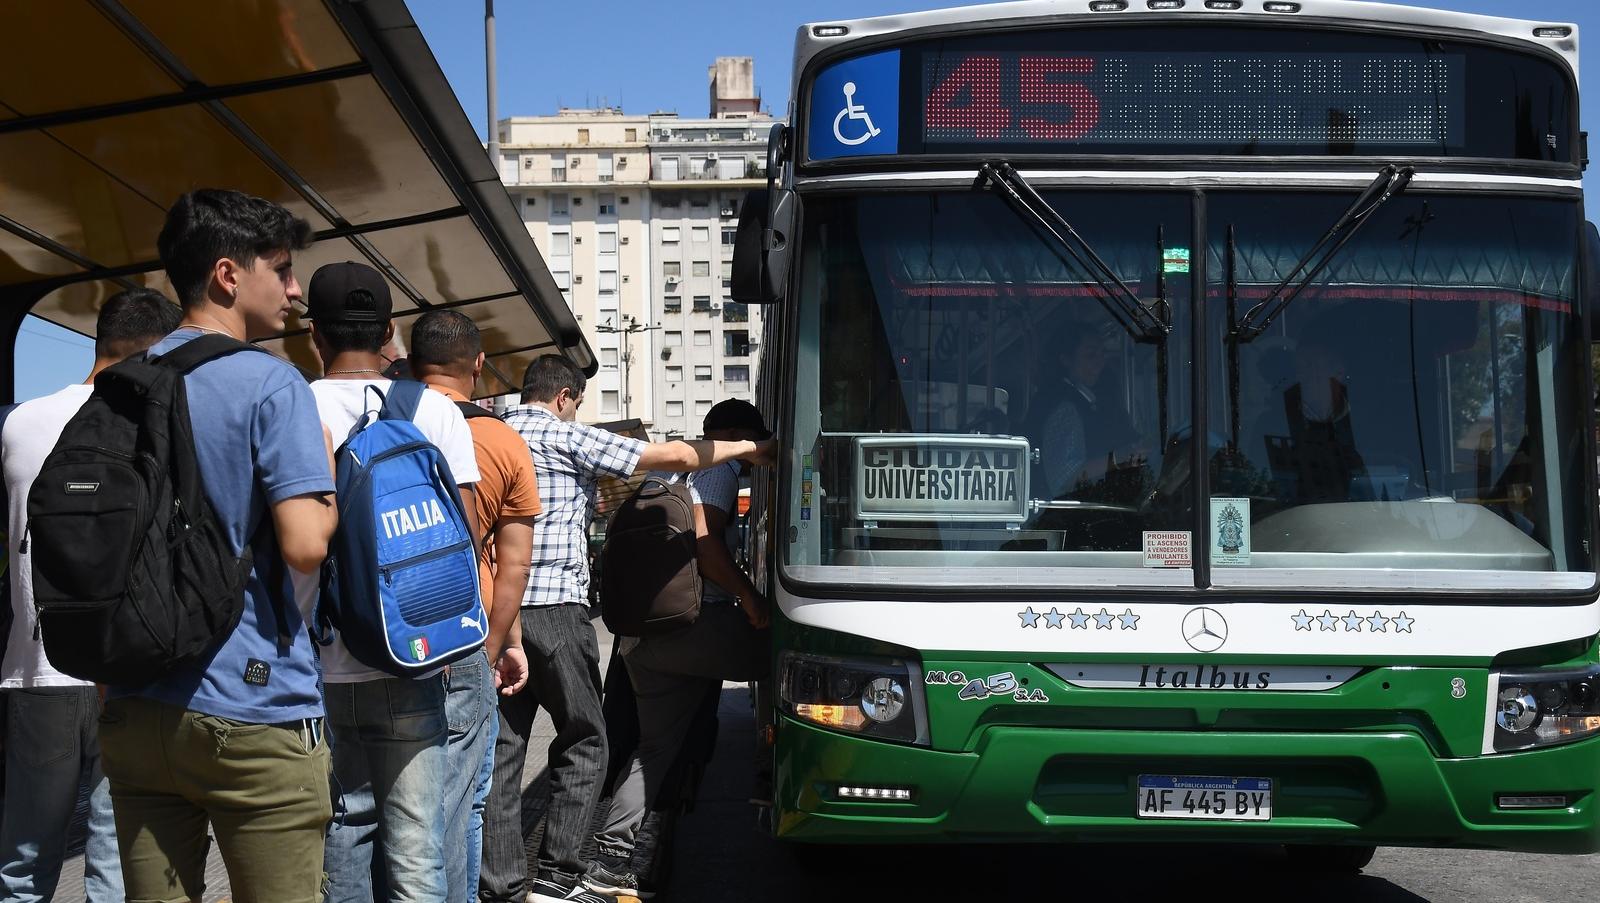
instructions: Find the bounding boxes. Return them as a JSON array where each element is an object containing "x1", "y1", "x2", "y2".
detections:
[{"x1": 97, "y1": 189, "x2": 339, "y2": 903}]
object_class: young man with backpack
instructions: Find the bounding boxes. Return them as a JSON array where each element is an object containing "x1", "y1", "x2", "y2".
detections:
[
  {"x1": 298, "y1": 261, "x2": 482, "y2": 903},
  {"x1": 89, "y1": 189, "x2": 339, "y2": 903},
  {"x1": 586, "y1": 400, "x2": 774, "y2": 897},
  {"x1": 0, "y1": 288, "x2": 180, "y2": 903},
  {"x1": 408, "y1": 309, "x2": 540, "y2": 903},
  {"x1": 483, "y1": 356, "x2": 773, "y2": 903}
]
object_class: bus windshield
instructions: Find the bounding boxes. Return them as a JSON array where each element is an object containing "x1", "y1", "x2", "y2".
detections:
[{"x1": 783, "y1": 190, "x2": 1593, "y2": 591}]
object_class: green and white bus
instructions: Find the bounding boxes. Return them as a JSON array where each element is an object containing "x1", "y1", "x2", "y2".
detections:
[{"x1": 731, "y1": 0, "x2": 1600, "y2": 865}]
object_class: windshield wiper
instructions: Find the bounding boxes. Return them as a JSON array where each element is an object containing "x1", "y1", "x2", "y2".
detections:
[
  {"x1": 1232, "y1": 164, "x2": 1415, "y2": 342},
  {"x1": 979, "y1": 162, "x2": 1169, "y2": 342}
]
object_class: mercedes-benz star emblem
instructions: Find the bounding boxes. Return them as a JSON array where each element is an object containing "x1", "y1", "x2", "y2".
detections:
[{"x1": 1181, "y1": 607, "x2": 1228, "y2": 653}]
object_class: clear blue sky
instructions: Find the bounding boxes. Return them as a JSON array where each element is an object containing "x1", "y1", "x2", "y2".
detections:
[{"x1": 13, "y1": 0, "x2": 1598, "y2": 402}]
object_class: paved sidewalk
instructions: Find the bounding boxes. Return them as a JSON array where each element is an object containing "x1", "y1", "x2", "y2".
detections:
[{"x1": 52, "y1": 623, "x2": 620, "y2": 902}]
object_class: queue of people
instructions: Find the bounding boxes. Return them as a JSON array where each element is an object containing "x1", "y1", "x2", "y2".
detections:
[{"x1": 0, "y1": 188, "x2": 774, "y2": 903}]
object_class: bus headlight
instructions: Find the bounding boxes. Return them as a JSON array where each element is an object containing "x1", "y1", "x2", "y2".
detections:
[
  {"x1": 1492, "y1": 666, "x2": 1600, "y2": 753},
  {"x1": 779, "y1": 651, "x2": 929, "y2": 745}
]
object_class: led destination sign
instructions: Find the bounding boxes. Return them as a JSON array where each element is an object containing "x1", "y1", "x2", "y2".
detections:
[{"x1": 921, "y1": 51, "x2": 1465, "y2": 149}]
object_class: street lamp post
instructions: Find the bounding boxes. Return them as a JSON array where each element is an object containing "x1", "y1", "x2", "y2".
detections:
[{"x1": 594, "y1": 315, "x2": 659, "y2": 421}]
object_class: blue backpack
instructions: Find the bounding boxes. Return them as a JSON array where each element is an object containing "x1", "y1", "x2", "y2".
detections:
[{"x1": 317, "y1": 381, "x2": 485, "y2": 677}]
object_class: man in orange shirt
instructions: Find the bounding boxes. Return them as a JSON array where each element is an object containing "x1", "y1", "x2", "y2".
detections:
[{"x1": 409, "y1": 309, "x2": 541, "y2": 901}]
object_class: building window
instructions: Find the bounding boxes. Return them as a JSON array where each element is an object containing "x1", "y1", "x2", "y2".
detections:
[
  {"x1": 663, "y1": 261, "x2": 681, "y2": 279},
  {"x1": 625, "y1": 128, "x2": 638, "y2": 142},
  {"x1": 600, "y1": 390, "x2": 618, "y2": 414},
  {"x1": 601, "y1": 348, "x2": 618, "y2": 369},
  {"x1": 660, "y1": 192, "x2": 681, "y2": 207},
  {"x1": 691, "y1": 226, "x2": 710, "y2": 244},
  {"x1": 692, "y1": 295, "x2": 711, "y2": 312},
  {"x1": 693, "y1": 330, "x2": 712, "y2": 347},
  {"x1": 722, "y1": 301, "x2": 748, "y2": 323},
  {"x1": 724, "y1": 365, "x2": 750, "y2": 383},
  {"x1": 665, "y1": 400, "x2": 684, "y2": 418},
  {"x1": 694, "y1": 365, "x2": 713, "y2": 381},
  {"x1": 577, "y1": 128, "x2": 591, "y2": 144},
  {"x1": 552, "y1": 270, "x2": 571, "y2": 291},
  {"x1": 663, "y1": 295, "x2": 681, "y2": 312},
  {"x1": 598, "y1": 154, "x2": 614, "y2": 182},
  {"x1": 598, "y1": 271, "x2": 618, "y2": 293},
  {"x1": 689, "y1": 155, "x2": 707, "y2": 175},
  {"x1": 665, "y1": 365, "x2": 683, "y2": 381},
  {"x1": 724, "y1": 330, "x2": 749, "y2": 356},
  {"x1": 661, "y1": 226, "x2": 680, "y2": 244},
  {"x1": 719, "y1": 260, "x2": 733, "y2": 287},
  {"x1": 598, "y1": 231, "x2": 617, "y2": 255},
  {"x1": 692, "y1": 261, "x2": 710, "y2": 277},
  {"x1": 694, "y1": 399, "x2": 713, "y2": 416},
  {"x1": 550, "y1": 193, "x2": 569, "y2": 216},
  {"x1": 550, "y1": 231, "x2": 571, "y2": 256},
  {"x1": 598, "y1": 194, "x2": 616, "y2": 216},
  {"x1": 550, "y1": 156, "x2": 566, "y2": 182},
  {"x1": 522, "y1": 155, "x2": 534, "y2": 170},
  {"x1": 690, "y1": 194, "x2": 709, "y2": 208},
  {"x1": 663, "y1": 330, "x2": 682, "y2": 346},
  {"x1": 659, "y1": 156, "x2": 680, "y2": 181},
  {"x1": 721, "y1": 227, "x2": 738, "y2": 246}
]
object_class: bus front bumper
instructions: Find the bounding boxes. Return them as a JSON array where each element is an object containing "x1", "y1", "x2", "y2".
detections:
[{"x1": 774, "y1": 717, "x2": 1600, "y2": 853}]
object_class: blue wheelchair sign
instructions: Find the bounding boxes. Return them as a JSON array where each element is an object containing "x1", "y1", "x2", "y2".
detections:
[{"x1": 808, "y1": 50, "x2": 900, "y2": 160}]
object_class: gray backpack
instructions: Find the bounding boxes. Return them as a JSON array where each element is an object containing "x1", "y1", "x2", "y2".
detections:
[{"x1": 598, "y1": 476, "x2": 702, "y2": 637}]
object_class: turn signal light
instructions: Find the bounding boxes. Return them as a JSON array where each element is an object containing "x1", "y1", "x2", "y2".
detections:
[
  {"x1": 795, "y1": 703, "x2": 868, "y2": 730},
  {"x1": 1497, "y1": 794, "x2": 1569, "y2": 810},
  {"x1": 836, "y1": 785, "x2": 915, "y2": 801}
]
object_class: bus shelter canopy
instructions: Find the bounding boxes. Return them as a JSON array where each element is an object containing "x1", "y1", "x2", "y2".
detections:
[{"x1": 0, "y1": 0, "x2": 593, "y2": 398}]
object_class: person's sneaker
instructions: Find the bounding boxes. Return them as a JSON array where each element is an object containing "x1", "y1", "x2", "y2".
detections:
[
  {"x1": 582, "y1": 859, "x2": 647, "y2": 898},
  {"x1": 529, "y1": 871, "x2": 613, "y2": 903}
]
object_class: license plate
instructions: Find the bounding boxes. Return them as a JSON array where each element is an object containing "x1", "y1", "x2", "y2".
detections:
[{"x1": 1136, "y1": 775, "x2": 1272, "y2": 821}]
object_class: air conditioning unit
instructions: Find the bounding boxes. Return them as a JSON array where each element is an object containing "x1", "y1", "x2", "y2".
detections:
[
  {"x1": 707, "y1": 152, "x2": 720, "y2": 160},
  {"x1": 620, "y1": 236, "x2": 630, "y2": 244},
  {"x1": 709, "y1": 303, "x2": 721, "y2": 312},
  {"x1": 574, "y1": 275, "x2": 584, "y2": 284}
]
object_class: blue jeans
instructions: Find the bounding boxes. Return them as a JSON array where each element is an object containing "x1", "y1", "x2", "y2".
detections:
[
  {"x1": 323, "y1": 675, "x2": 448, "y2": 903},
  {"x1": 0, "y1": 687, "x2": 123, "y2": 903},
  {"x1": 441, "y1": 651, "x2": 497, "y2": 903}
]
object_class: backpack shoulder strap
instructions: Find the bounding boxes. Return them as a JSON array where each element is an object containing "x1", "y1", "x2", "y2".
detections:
[
  {"x1": 152, "y1": 334, "x2": 261, "y2": 374},
  {"x1": 378, "y1": 379, "x2": 426, "y2": 424},
  {"x1": 456, "y1": 401, "x2": 495, "y2": 421}
]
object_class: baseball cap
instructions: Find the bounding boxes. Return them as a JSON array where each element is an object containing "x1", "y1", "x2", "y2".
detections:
[
  {"x1": 305, "y1": 261, "x2": 392, "y2": 323},
  {"x1": 702, "y1": 399, "x2": 771, "y2": 439}
]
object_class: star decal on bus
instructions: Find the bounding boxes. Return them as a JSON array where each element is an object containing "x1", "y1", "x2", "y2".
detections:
[
  {"x1": 1093, "y1": 608, "x2": 1117, "y2": 630},
  {"x1": 1069, "y1": 608, "x2": 1091, "y2": 629},
  {"x1": 1291, "y1": 609, "x2": 1416, "y2": 634},
  {"x1": 1118, "y1": 609, "x2": 1140, "y2": 630},
  {"x1": 1018, "y1": 607, "x2": 1041, "y2": 628},
  {"x1": 1043, "y1": 607, "x2": 1066, "y2": 629}
]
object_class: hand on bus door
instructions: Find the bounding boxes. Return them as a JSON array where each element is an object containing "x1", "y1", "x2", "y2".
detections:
[{"x1": 739, "y1": 590, "x2": 773, "y2": 630}]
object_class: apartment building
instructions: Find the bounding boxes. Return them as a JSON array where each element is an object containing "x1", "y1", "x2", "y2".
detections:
[
  {"x1": 496, "y1": 108, "x2": 654, "y2": 425},
  {"x1": 491, "y1": 59, "x2": 774, "y2": 436}
]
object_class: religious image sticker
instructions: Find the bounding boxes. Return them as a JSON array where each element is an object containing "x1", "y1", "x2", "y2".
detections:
[
  {"x1": 1210, "y1": 497, "x2": 1251, "y2": 566},
  {"x1": 853, "y1": 435, "x2": 1030, "y2": 522}
]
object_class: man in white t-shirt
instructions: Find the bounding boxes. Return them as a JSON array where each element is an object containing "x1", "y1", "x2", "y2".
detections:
[
  {"x1": 299, "y1": 262, "x2": 481, "y2": 903},
  {"x1": 0, "y1": 288, "x2": 180, "y2": 903}
]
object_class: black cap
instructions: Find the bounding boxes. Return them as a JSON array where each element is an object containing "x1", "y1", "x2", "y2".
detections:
[
  {"x1": 702, "y1": 399, "x2": 771, "y2": 439},
  {"x1": 306, "y1": 262, "x2": 392, "y2": 323}
]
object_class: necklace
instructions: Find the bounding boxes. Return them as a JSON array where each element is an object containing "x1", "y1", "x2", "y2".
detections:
[
  {"x1": 182, "y1": 323, "x2": 242, "y2": 341},
  {"x1": 325, "y1": 368, "x2": 385, "y2": 377}
]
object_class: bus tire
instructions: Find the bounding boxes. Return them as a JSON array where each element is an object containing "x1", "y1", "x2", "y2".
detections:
[{"x1": 1284, "y1": 843, "x2": 1378, "y2": 873}]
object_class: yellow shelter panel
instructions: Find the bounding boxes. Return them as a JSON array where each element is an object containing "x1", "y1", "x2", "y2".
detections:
[
  {"x1": 390, "y1": 297, "x2": 553, "y2": 397},
  {"x1": 0, "y1": 130, "x2": 167, "y2": 270},
  {"x1": 49, "y1": 104, "x2": 332, "y2": 233},
  {"x1": 0, "y1": 232, "x2": 84, "y2": 286},
  {"x1": 288, "y1": 235, "x2": 420, "y2": 319},
  {"x1": 365, "y1": 218, "x2": 516, "y2": 305},
  {"x1": 0, "y1": 0, "x2": 179, "y2": 116},
  {"x1": 225, "y1": 76, "x2": 456, "y2": 225},
  {"x1": 252, "y1": 331, "x2": 319, "y2": 376},
  {"x1": 484, "y1": 348, "x2": 542, "y2": 398},
  {"x1": 121, "y1": 0, "x2": 360, "y2": 85},
  {"x1": 28, "y1": 270, "x2": 180, "y2": 340}
]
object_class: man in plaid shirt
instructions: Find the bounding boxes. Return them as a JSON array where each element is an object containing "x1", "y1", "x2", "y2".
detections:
[{"x1": 482, "y1": 355, "x2": 771, "y2": 903}]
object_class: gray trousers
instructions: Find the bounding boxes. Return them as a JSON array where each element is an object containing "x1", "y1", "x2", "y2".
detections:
[
  {"x1": 595, "y1": 603, "x2": 768, "y2": 857},
  {"x1": 479, "y1": 604, "x2": 606, "y2": 899}
]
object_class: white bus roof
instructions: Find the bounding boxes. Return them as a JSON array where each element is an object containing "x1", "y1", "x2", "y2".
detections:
[{"x1": 793, "y1": 0, "x2": 1580, "y2": 95}]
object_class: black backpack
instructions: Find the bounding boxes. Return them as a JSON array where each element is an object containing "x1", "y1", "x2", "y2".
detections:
[
  {"x1": 25, "y1": 335, "x2": 287, "y2": 685},
  {"x1": 599, "y1": 476, "x2": 702, "y2": 637}
]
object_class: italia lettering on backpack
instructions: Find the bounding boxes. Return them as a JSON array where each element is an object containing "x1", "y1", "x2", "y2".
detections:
[
  {"x1": 317, "y1": 381, "x2": 485, "y2": 676},
  {"x1": 25, "y1": 335, "x2": 290, "y2": 685},
  {"x1": 599, "y1": 475, "x2": 702, "y2": 637}
]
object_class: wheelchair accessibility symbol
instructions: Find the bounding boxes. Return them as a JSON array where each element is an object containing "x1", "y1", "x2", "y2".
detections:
[{"x1": 833, "y1": 81, "x2": 882, "y2": 146}]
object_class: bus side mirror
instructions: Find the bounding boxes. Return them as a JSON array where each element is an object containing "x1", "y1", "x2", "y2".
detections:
[
  {"x1": 731, "y1": 188, "x2": 796, "y2": 305},
  {"x1": 1585, "y1": 221, "x2": 1600, "y2": 341}
]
